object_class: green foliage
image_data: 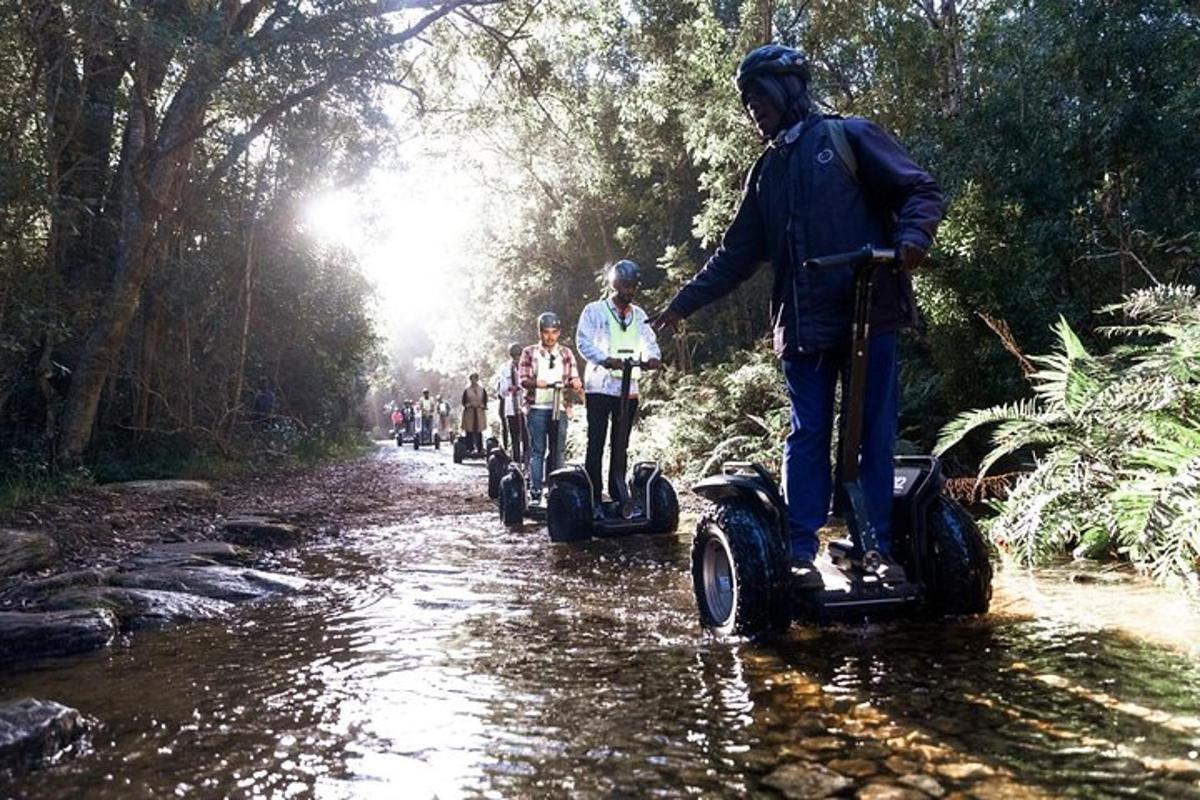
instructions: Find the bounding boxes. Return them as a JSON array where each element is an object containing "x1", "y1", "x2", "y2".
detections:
[{"x1": 937, "y1": 286, "x2": 1200, "y2": 595}]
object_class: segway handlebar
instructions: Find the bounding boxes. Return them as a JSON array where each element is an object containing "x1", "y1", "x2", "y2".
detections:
[{"x1": 804, "y1": 245, "x2": 897, "y2": 270}]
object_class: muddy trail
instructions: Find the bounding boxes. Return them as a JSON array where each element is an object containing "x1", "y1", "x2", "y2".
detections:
[{"x1": 3, "y1": 443, "x2": 1200, "y2": 799}]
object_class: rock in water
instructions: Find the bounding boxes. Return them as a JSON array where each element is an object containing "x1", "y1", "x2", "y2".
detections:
[
  {"x1": 41, "y1": 586, "x2": 235, "y2": 630},
  {"x1": 219, "y1": 517, "x2": 304, "y2": 549},
  {"x1": 0, "y1": 609, "x2": 118, "y2": 667},
  {"x1": 110, "y1": 565, "x2": 308, "y2": 602},
  {"x1": 762, "y1": 763, "x2": 852, "y2": 799},
  {"x1": 0, "y1": 699, "x2": 90, "y2": 777},
  {"x1": 0, "y1": 529, "x2": 60, "y2": 577}
]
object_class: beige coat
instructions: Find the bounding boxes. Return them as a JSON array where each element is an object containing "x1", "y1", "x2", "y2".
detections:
[{"x1": 461, "y1": 384, "x2": 488, "y2": 433}]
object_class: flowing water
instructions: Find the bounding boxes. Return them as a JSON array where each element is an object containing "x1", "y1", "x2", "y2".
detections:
[{"x1": 4, "y1": 445, "x2": 1200, "y2": 799}]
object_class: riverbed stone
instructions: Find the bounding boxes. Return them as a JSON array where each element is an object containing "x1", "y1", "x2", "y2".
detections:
[
  {"x1": 40, "y1": 586, "x2": 234, "y2": 630},
  {"x1": 0, "y1": 609, "x2": 117, "y2": 666},
  {"x1": 899, "y1": 774, "x2": 946, "y2": 797},
  {"x1": 857, "y1": 783, "x2": 928, "y2": 800},
  {"x1": 937, "y1": 762, "x2": 997, "y2": 781},
  {"x1": 763, "y1": 762, "x2": 851, "y2": 799},
  {"x1": 110, "y1": 565, "x2": 308, "y2": 602},
  {"x1": 0, "y1": 529, "x2": 60, "y2": 577},
  {"x1": 830, "y1": 758, "x2": 880, "y2": 778},
  {"x1": 0, "y1": 699, "x2": 90, "y2": 776},
  {"x1": 0, "y1": 568, "x2": 111, "y2": 606},
  {"x1": 218, "y1": 517, "x2": 303, "y2": 549},
  {"x1": 126, "y1": 541, "x2": 252, "y2": 568}
]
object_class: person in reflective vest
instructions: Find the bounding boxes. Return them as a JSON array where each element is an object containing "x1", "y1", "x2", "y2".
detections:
[
  {"x1": 494, "y1": 342, "x2": 527, "y2": 464},
  {"x1": 576, "y1": 260, "x2": 662, "y2": 506},
  {"x1": 461, "y1": 374, "x2": 488, "y2": 452},
  {"x1": 517, "y1": 313, "x2": 583, "y2": 504},
  {"x1": 418, "y1": 389, "x2": 436, "y2": 441}
]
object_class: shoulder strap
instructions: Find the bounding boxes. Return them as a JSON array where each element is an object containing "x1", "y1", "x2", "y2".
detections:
[{"x1": 824, "y1": 118, "x2": 858, "y2": 184}]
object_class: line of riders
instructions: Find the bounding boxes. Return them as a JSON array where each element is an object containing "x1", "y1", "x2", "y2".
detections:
[
  {"x1": 389, "y1": 390, "x2": 453, "y2": 447},
  {"x1": 398, "y1": 44, "x2": 992, "y2": 636}
]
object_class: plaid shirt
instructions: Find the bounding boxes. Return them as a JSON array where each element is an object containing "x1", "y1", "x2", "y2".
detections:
[{"x1": 517, "y1": 343, "x2": 579, "y2": 410}]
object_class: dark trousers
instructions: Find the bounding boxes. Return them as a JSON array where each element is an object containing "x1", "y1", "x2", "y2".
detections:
[
  {"x1": 505, "y1": 414, "x2": 527, "y2": 464},
  {"x1": 781, "y1": 332, "x2": 898, "y2": 561},
  {"x1": 467, "y1": 431, "x2": 483, "y2": 451},
  {"x1": 585, "y1": 393, "x2": 639, "y2": 503}
]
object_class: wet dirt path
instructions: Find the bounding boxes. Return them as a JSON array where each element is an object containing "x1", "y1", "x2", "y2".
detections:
[{"x1": 3, "y1": 443, "x2": 1200, "y2": 799}]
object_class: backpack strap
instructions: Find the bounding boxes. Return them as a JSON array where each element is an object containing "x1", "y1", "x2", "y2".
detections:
[{"x1": 824, "y1": 118, "x2": 858, "y2": 184}]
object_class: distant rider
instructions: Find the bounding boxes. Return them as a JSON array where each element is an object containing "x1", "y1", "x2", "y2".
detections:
[
  {"x1": 461, "y1": 374, "x2": 488, "y2": 453},
  {"x1": 436, "y1": 395, "x2": 452, "y2": 439},
  {"x1": 495, "y1": 343, "x2": 528, "y2": 464},
  {"x1": 390, "y1": 406, "x2": 403, "y2": 437},
  {"x1": 576, "y1": 260, "x2": 662, "y2": 508},
  {"x1": 518, "y1": 313, "x2": 582, "y2": 505},
  {"x1": 418, "y1": 389, "x2": 436, "y2": 443}
]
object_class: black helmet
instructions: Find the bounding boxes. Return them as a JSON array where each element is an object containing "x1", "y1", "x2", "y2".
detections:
[
  {"x1": 508, "y1": 342, "x2": 523, "y2": 358},
  {"x1": 537, "y1": 312, "x2": 561, "y2": 331},
  {"x1": 607, "y1": 259, "x2": 641, "y2": 288},
  {"x1": 735, "y1": 45, "x2": 810, "y2": 98}
]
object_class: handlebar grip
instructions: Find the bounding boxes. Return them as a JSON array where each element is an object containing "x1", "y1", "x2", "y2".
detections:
[{"x1": 805, "y1": 245, "x2": 897, "y2": 270}]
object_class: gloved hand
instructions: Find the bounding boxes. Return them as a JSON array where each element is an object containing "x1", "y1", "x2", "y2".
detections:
[
  {"x1": 645, "y1": 357, "x2": 663, "y2": 370},
  {"x1": 897, "y1": 242, "x2": 927, "y2": 273},
  {"x1": 603, "y1": 357, "x2": 623, "y2": 369}
]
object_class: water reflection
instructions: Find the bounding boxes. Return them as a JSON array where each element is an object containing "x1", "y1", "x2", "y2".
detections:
[{"x1": 2, "y1": 447, "x2": 1200, "y2": 799}]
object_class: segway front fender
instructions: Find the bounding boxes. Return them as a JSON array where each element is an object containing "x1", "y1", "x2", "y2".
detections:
[{"x1": 692, "y1": 475, "x2": 783, "y2": 523}]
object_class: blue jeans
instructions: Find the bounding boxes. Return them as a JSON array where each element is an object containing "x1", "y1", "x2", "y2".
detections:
[
  {"x1": 527, "y1": 408, "x2": 568, "y2": 495},
  {"x1": 781, "y1": 332, "x2": 898, "y2": 561}
]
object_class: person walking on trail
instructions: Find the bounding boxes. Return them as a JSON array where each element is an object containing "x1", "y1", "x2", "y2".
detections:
[
  {"x1": 495, "y1": 343, "x2": 528, "y2": 465},
  {"x1": 576, "y1": 260, "x2": 662, "y2": 509},
  {"x1": 652, "y1": 45, "x2": 944, "y2": 589},
  {"x1": 461, "y1": 374, "x2": 488, "y2": 453},
  {"x1": 518, "y1": 313, "x2": 582, "y2": 506},
  {"x1": 418, "y1": 389, "x2": 436, "y2": 442},
  {"x1": 436, "y1": 395, "x2": 452, "y2": 438}
]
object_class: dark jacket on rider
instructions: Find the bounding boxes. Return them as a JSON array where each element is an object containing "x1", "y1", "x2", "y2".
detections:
[{"x1": 666, "y1": 114, "x2": 944, "y2": 357}]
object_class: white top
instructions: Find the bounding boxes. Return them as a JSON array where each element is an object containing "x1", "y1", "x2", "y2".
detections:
[
  {"x1": 495, "y1": 361, "x2": 521, "y2": 417},
  {"x1": 575, "y1": 299, "x2": 661, "y2": 397},
  {"x1": 531, "y1": 347, "x2": 565, "y2": 409}
]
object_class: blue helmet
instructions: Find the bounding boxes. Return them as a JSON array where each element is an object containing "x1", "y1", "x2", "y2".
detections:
[{"x1": 606, "y1": 259, "x2": 641, "y2": 288}]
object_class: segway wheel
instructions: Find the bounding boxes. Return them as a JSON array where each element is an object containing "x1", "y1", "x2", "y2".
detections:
[
  {"x1": 547, "y1": 482, "x2": 592, "y2": 543},
  {"x1": 395, "y1": 435, "x2": 402, "y2": 448},
  {"x1": 434, "y1": 433, "x2": 441, "y2": 450},
  {"x1": 691, "y1": 503, "x2": 789, "y2": 638},
  {"x1": 926, "y1": 496, "x2": 992, "y2": 615},
  {"x1": 486, "y1": 453, "x2": 508, "y2": 500},
  {"x1": 413, "y1": 435, "x2": 420, "y2": 451},
  {"x1": 499, "y1": 473, "x2": 525, "y2": 528},
  {"x1": 453, "y1": 437, "x2": 466, "y2": 464},
  {"x1": 647, "y1": 478, "x2": 680, "y2": 535}
]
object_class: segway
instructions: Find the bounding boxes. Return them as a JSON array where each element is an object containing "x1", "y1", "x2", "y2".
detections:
[
  {"x1": 452, "y1": 432, "x2": 497, "y2": 464},
  {"x1": 487, "y1": 397, "x2": 518, "y2": 500},
  {"x1": 414, "y1": 411, "x2": 440, "y2": 450},
  {"x1": 497, "y1": 383, "x2": 564, "y2": 528},
  {"x1": 690, "y1": 245, "x2": 992, "y2": 637},
  {"x1": 545, "y1": 359, "x2": 679, "y2": 543}
]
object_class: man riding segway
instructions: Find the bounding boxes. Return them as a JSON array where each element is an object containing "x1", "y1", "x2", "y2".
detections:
[
  {"x1": 518, "y1": 313, "x2": 582, "y2": 508},
  {"x1": 653, "y1": 44, "x2": 946, "y2": 593},
  {"x1": 577, "y1": 260, "x2": 662, "y2": 517}
]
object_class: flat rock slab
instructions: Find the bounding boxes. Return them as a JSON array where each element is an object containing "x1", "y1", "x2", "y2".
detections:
[
  {"x1": 0, "y1": 568, "x2": 112, "y2": 606},
  {"x1": 106, "y1": 479, "x2": 213, "y2": 494},
  {"x1": 0, "y1": 698, "x2": 89, "y2": 777},
  {"x1": 0, "y1": 529, "x2": 60, "y2": 578},
  {"x1": 125, "y1": 541, "x2": 252, "y2": 569},
  {"x1": 41, "y1": 586, "x2": 234, "y2": 630},
  {"x1": 0, "y1": 609, "x2": 117, "y2": 667},
  {"x1": 219, "y1": 517, "x2": 304, "y2": 550},
  {"x1": 110, "y1": 565, "x2": 308, "y2": 602}
]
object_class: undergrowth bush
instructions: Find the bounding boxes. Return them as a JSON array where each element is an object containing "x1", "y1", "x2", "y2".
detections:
[{"x1": 937, "y1": 285, "x2": 1200, "y2": 595}]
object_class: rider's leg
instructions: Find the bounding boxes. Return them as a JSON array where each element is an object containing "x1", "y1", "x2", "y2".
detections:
[
  {"x1": 584, "y1": 393, "x2": 612, "y2": 503},
  {"x1": 507, "y1": 415, "x2": 523, "y2": 463},
  {"x1": 781, "y1": 353, "x2": 839, "y2": 562},
  {"x1": 857, "y1": 332, "x2": 899, "y2": 555},
  {"x1": 527, "y1": 409, "x2": 550, "y2": 497}
]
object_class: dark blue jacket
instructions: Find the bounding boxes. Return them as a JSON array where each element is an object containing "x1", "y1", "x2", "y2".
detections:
[{"x1": 667, "y1": 115, "x2": 944, "y2": 357}]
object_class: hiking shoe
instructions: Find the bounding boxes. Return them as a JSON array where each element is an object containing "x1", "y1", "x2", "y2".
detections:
[
  {"x1": 875, "y1": 553, "x2": 908, "y2": 585},
  {"x1": 789, "y1": 559, "x2": 825, "y2": 591}
]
